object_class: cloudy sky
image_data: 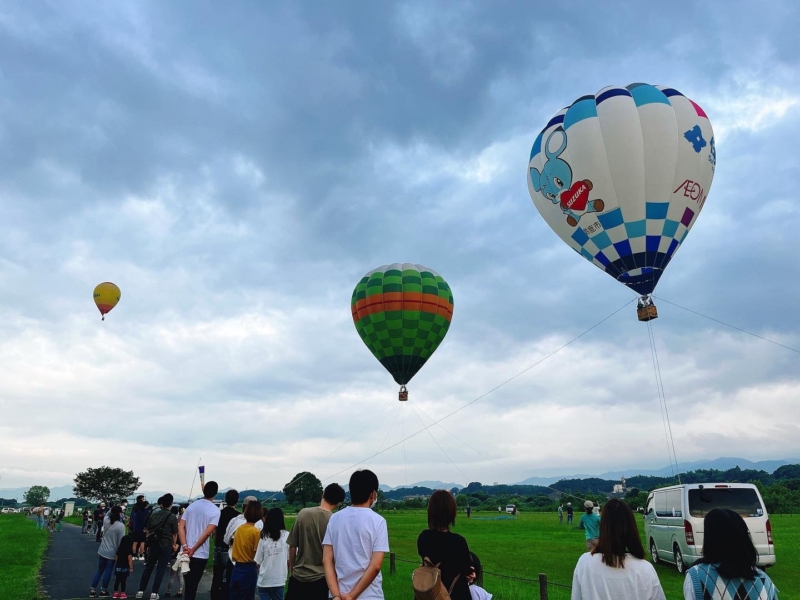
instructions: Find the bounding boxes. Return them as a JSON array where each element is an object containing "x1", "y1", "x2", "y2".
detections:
[{"x1": 1, "y1": 1, "x2": 799, "y2": 496}]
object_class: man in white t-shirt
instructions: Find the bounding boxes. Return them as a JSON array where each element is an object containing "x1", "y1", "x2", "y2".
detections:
[
  {"x1": 323, "y1": 469, "x2": 389, "y2": 600},
  {"x1": 179, "y1": 481, "x2": 221, "y2": 600}
]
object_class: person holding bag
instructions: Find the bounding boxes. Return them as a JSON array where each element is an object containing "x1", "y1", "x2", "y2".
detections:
[{"x1": 415, "y1": 490, "x2": 474, "y2": 600}]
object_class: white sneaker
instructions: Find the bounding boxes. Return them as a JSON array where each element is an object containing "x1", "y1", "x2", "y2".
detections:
[
  {"x1": 135, "y1": 593, "x2": 143, "y2": 599},
  {"x1": 150, "y1": 594, "x2": 159, "y2": 600}
]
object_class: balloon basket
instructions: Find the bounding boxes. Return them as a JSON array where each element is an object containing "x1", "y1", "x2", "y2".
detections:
[
  {"x1": 398, "y1": 386, "x2": 408, "y2": 402},
  {"x1": 637, "y1": 304, "x2": 658, "y2": 322}
]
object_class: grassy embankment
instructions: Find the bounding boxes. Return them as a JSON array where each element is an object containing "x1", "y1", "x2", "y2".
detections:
[{"x1": 0, "y1": 515, "x2": 49, "y2": 600}]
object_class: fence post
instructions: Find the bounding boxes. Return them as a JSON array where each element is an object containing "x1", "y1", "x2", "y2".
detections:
[
  {"x1": 390, "y1": 552, "x2": 396, "y2": 575},
  {"x1": 539, "y1": 573, "x2": 548, "y2": 600}
]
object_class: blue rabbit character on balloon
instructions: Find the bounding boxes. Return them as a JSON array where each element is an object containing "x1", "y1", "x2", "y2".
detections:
[{"x1": 530, "y1": 128, "x2": 604, "y2": 227}]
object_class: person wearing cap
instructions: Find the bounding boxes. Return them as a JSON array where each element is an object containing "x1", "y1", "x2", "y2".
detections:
[
  {"x1": 578, "y1": 501, "x2": 601, "y2": 551},
  {"x1": 224, "y1": 496, "x2": 264, "y2": 561},
  {"x1": 566, "y1": 502, "x2": 574, "y2": 525}
]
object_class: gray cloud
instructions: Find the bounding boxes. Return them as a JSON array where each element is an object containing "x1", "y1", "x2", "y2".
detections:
[{"x1": 0, "y1": 0, "x2": 798, "y2": 491}]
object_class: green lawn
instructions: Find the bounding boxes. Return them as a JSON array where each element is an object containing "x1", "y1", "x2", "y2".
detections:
[
  {"x1": 365, "y1": 510, "x2": 798, "y2": 600},
  {"x1": 0, "y1": 515, "x2": 48, "y2": 600}
]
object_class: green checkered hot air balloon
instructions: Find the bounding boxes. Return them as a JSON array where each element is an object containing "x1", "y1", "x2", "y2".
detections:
[{"x1": 351, "y1": 263, "x2": 454, "y2": 400}]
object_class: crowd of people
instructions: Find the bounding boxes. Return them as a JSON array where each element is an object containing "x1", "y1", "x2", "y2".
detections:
[{"x1": 61, "y1": 471, "x2": 778, "y2": 600}]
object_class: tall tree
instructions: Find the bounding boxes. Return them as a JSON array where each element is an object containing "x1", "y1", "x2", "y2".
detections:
[
  {"x1": 283, "y1": 472, "x2": 323, "y2": 508},
  {"x1": 23, "y1": 485, "x2": 50, "y2": 506},
  {"x1": 73, "y1": 466, "x2": 141, "y2": 505}
]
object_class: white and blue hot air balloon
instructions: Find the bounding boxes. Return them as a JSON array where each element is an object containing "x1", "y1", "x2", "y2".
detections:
[{"x1": 527, "y1": 83, "x2": 715, "y2": 319}]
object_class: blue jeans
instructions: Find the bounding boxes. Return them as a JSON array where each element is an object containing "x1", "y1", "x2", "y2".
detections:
[
  {"x1": 36, "y1": 517, "x2": 45, "y2": 530},
  {"x1": 258, "y1": 586, "x2": 285, "y2": 600},
  {"x1": 229, "y1": 563, "x2": 258, "y2": 600},
  {"x1": 91, "y1": 555, "x2": 115, "y2": 590}
]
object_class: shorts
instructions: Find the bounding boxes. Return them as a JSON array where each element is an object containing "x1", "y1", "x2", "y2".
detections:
[{"x1": 132, "y1": 531, "x2": 146, "y2": 543}]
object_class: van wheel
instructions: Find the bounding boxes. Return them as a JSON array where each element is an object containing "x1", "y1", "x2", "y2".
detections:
[
  {"x1": 650, "y1": 539, "x2": 659, "y2": 564},
  {"x1": 674, "y1": 545, "x2": 684, "y2": 574}
]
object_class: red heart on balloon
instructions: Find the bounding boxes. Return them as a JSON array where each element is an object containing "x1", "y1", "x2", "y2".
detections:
[{"x1": 559, "y1": 181, "x2": 590, "y2": 212}]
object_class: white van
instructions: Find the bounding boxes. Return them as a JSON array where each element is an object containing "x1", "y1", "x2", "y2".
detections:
[
  {"x1": 506, "y1": 504, "x2": 516, "y2": 514},
  {"x1": 644, "y1": 483, "x2": 775, "y2": 573}
]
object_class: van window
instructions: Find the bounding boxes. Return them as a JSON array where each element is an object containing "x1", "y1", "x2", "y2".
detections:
[
  {"x1": 645, "y1": 496, "x2": 654, "y2": 516},
  {"x1": 665, "y1": 489, "x2": 683, "y2": 517},
  {"x1": 655, "y1": 492, "x2": 669, "y2": 517},
  {"x1": 688, "y1": 488, "x2": 764, "y2": 518}
]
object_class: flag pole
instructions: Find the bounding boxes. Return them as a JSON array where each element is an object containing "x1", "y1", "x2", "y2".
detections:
[{"x1": 188, "y1": 457, "x2": 201, "y2": 501}]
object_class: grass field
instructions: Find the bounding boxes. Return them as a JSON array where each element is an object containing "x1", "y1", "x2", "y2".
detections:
[
  {"x1": 346, "y1": 510, "x2": 798, "y2": 600},
  {"x1": 0, "y1": 515, "x2": 49, "y2": 600}
]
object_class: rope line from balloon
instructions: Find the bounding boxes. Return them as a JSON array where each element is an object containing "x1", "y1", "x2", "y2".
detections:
[
  {"x1": 407, "y1": 400, "x2": 470, "y2": 485},
  {"x1": 408, "y1": 398, "x2": 598, "y2": 505},
  {"x1": 401, "y1": 402, "x2": 408, "y2": 487},
  {"x1": 317, "y1": 298, "x2": 635, "y2": 485},
  {"x1": 646, "y1": 320, "x2": 681, "y2": 484},
  {"x1": 654, "y1": 297, "x2": 800, "y2": 355},
  {"x1": 645, "y1": 320, "x2": 677, "y2": 482},
  {"x1": 261, "y1": 394, "x2": 397, "y2": 503},
  {"x1": 367, "y1": 402, "x2": 402, "y2": 469}
]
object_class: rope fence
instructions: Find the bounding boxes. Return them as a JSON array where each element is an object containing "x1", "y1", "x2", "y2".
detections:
[{"x1": 387, "y1": 553, "x2": 571, "y2": 599}]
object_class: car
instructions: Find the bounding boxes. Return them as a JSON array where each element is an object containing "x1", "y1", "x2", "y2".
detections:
[
  {"x1": 644, "y1": 483, "x2": 775, "y2": 574},
  {"x1": 0, "y1": 508, "x2": 14, "y2": 514},
  {"x1": 505, "y1": 504, "x2": 516, "y2": 514}
]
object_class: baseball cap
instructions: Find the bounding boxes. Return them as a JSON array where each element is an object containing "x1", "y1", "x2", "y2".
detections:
[
  {"x1": 584, "y1": 501, "x2": 594, "y2": 509},
  {"x1": 243, "y1": 496, "x2": 259, "y2": 504}
]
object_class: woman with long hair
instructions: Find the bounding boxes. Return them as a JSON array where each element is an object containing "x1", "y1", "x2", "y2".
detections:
[
  {"x1": 255, "y1": 507, "x2": 290, "y2": 600},
  {"x1": 571, "y1": 498, "x2": 665, "y2": 600},
  {"x1": 684, "y1": 509, "x2": 777, "y2": 600},
  {"x1": 416, "y1": 490, "x2": 475, "y2": 600}
]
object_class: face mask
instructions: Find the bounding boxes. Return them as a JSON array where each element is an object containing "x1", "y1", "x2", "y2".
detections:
[{"x1": 370, "y1": 493, "x2": 378, "y2": 508}]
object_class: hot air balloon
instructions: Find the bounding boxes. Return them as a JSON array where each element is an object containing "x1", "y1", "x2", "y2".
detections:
[
  {"x1": 527, "y1": 83, "x2": 715, "y2": 321},
  {"x1": 93, "y1": 282, "x2": 121, "y2": 321},
  {"x1": 351, "y1": 263, "x2": 454, "y2": 400}
]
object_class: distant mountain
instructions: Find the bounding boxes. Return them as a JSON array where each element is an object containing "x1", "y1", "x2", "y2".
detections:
[
  {"x1": 381, "y1": 481, "x2": 463, "y2": 491},
  {"x1": 0, "y1": 485, "x2": 76, "y2": 503},
  {"x1": 598, "y1": 458, "x2": 800, "y2": 480},
  {"x1": 515, "y1": 475, "x2": 595, "y2": 486}
]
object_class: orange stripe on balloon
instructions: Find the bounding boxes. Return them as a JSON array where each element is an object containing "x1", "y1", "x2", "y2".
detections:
[{"x1": 352, "y1": 292, "x2": 453, "y2": 322}]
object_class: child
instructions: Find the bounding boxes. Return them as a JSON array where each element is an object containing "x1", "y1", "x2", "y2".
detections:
[{"x1": 113, "y1": 534, "x2": 134, "y2": 599}]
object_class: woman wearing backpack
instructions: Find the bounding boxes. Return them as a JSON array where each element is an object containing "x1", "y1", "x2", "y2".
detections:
[
  {"x1": 416, "y1": 490, "x2": 474, "y2": 600},
  {"x1": 571, "y1": 499, "x2": 665, "y2": 600}
]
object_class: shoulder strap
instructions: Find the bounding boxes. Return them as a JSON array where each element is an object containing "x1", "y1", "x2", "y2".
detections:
[
  {"x1": 447, "y1": 574, "x2": 460, "y2": 595},
  {"x1": 421, "y1": 557, "x2": 441, "y2": 569}
]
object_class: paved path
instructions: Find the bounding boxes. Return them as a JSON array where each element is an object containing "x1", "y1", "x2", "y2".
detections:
[{"x1": 39, "y1": 520, "x2": 213, "y2": 599}]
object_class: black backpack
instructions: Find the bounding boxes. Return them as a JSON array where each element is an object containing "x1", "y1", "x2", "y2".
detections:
[{"x1": 146, "y1": 511, "x2": 172, "y2": 549}]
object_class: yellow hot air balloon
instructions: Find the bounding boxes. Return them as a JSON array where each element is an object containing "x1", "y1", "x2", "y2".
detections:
[{"x1": 93, "y1": 282, "x2": 121, "y2": 321}]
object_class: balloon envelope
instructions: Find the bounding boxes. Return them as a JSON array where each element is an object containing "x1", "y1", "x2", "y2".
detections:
[
  {"x1": 351, "y1": 263, "x2": 454, "y2": 386},
  {"x1": 93, "y1": 282, "x2": 121, "y2": 318},
  {"x1": 527, "y1": 83, "x2": 715, "y2": 295}
]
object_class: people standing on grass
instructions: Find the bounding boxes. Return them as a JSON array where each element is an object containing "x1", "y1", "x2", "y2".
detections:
[
  {"x1": 210, "y1": 489, "x2": 241, "y2": 600},
  {"x1": 683, "y1": 509, "x2": 778, "y2": 600},
  {"x1": 228, "y1": 500, "x2": 264, "y2": 600},
  {"x1": 323, "y1": 469, "x2": 389, "y2": 600},
  {"x1": 571, "y1": 498, "x2": 665, "y2": 600},
  {"x1": 256, "y1": 507, "x2": 290, "y2": 600},
  {"x1": 416, "y1": 489, "x2": 475, "y2": 600},
  {"x1": 135, "y1": 493, "x2": 178, "y2": 600},
  {"x1": 578, "y1": 501, "x2": 600, "y2": 551},
  {"x1": 285, "y1": 483, "x2": 345, "y2": 600},
  {"x1": 113, "y1": 534, "x2": 134, "y2": 599},
  {"x1": 566, "y1": 502, "x2": 574, "y2": 525},
  {"x1": 178, "y1": 481, "x2": 221, "y2": 600},
  {"x1": 90, "y1": 510, "x2": 126, "y2": 597},
  {"x1": 558, "y1": 504, "x2": 564, "y2": 525}
]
